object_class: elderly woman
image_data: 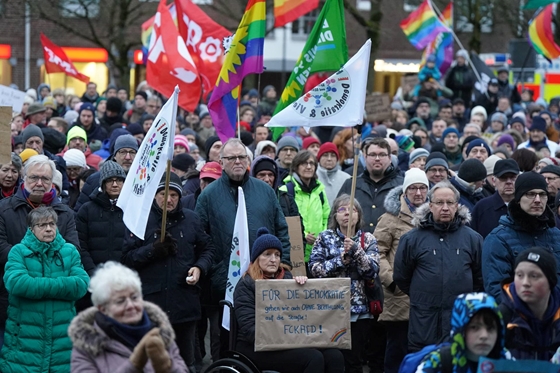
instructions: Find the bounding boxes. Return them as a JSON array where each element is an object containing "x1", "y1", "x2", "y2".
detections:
[
  {"x1": 309, "y1": 194, "x2": 379, "y2": 373},
  {"x1": 234, "y1": 227, "x2": 344, "y2": 373},
  {"x1": 0, "y1": 153, "x2": 22, "y2": 200},
  {"x1": 0, "y1": 206, "x2": 89, "y2": 372},
  {"x1": 69, "y1": 261, "x2": 188, "y2": 372}
]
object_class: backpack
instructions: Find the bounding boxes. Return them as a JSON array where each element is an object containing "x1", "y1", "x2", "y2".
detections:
[
  {"x1": 398, "y1": 343, "x2": 453, "y2": 373},
  {"x1": 285, "y1": 181, "x2": 325, "y2": 206},
  {"x1": 360, "y1": 233, "x2": 384, "y2": 316}
]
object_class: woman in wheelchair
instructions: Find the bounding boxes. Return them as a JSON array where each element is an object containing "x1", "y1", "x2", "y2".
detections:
[{"x1": 233, "y1": 227, "x2": 345, "y2": 373}]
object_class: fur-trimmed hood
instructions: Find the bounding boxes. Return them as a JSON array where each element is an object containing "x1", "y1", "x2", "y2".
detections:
[
  {"x1": 412, "y1": 201, "x2": 471, "y2": 229},
  {"x1": 383, "y1": 186, "x2": 403, "y2": 216},
  {"x1": 68, "y1": 301, "x2": 175, "y2": 357}
]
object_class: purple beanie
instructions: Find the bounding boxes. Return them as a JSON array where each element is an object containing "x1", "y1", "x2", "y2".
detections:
[{"x1": 496, "y1": 134, "x2": 515, "y2": 149}]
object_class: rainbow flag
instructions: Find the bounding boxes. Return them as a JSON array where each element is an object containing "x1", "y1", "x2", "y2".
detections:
[
  {"x1": 274, "y1": 0, "x2": 320, "y2": 27},
  {"x1": 208, "y1": 0, "x2": 265, "y2": 142},
  {"x1": 420, "y1": 2, "x2": 453, "y2": 75},
  {"x1": 400, "y1": 0, "x2": 451, "y2": 50},
  {"x1": 528, "y1": 4, "x2": 560, "y2": 62}
]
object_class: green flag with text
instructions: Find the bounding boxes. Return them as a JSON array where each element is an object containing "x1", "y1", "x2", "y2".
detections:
[{"x1": 271, "y1": 0, "x2": 348, "y2": 140}]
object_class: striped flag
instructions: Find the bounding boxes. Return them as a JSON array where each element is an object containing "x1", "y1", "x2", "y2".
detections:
[
  {"x1": 528, "y1": 4, "x2": 560, "y2": 62},
  {"x1": 420, "y1": 2, "x2": 453, "y2": 75},
  {"x1": 274, "y1": 0, "x2": 320, "y2": 27},
  {"x1": 400, "y1": 0, "x2": 451, "y2": 50}
]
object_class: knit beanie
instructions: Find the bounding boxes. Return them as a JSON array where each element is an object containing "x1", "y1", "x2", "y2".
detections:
[
  {"x1": 252, "y1": 157, "x2": 277, "y2": 177},
  {"x1": 514, "y1": 171, "x2": 548, "y2": 202},
  {"x1": 466, "y1": 139, "x2": 492, "y2": 157},
  {"x1": 135, "y1": 91, "x2": 148, "y2": 101},
  {"x1": 63, "y1": 148, "x2": 87, "y2": 168},
  {"x1": 408, "y1": 148, "x2": 429, "y2": 166},
  {"x1": 491, "y1": 112, "x2": 508, "y2": 127},
  {"x1": 106, "y1": 97, "x2": 123, "y2": 113},
  {"x1": 303, "y1": 137, "x2": 320, "y2": 150},
  {"x1": 79, "y1": 102, "x2": 96, "y2": 117},
  {"x1": 99, "y1": 161, "x2": 126, "y2": 187},
  {"x1": 276, "y1": 136, "x2": 300, "y2": 155},
  {"x1": 251, "y1": 227, "x2": 283, "y2": 263},
  {"x1": 442, "y1": 127, "x2": 460, "y2": 140},
  {"x1": 471, "y1": 105, "x2": 488, "y2": 120},
  {"x1": 53, "y1": 170, "x2": 62, "y2": 193},
  {"x1": 403, "y1": 168, "x2": 429, "y2": 192},
  {"x1": 174, "y1": 135, "x2": 190, "y2": 152},
  {"x1": 66, "y1": 126, "x2": 88, "y2": 145},
  {"x1": 539, "y1": 157, "x2": 560, "y2": 167},
  {"x1": 496, "y1": 134, "x2": 515, "y2": 150},
  {"x1": 540, "y1": 165, "x2": 560, "y2": 178},
  {"x1": 425, "y1": 151, "x2": 449, "y2": 171},
  {"x1": 22, "y1": 124, "x2": 44, "y2": 145},
  {"x1": 205, "y1": 136, "x2": 221, "y2": 158},
  {"x1": 113, "y1": 134, "x2": 139, "y2": 155},
  {"x1": 317, "y1": 142, "x2": 339, "y2": 160},
  {"x1": 157, "y1": 172, "x2": 183, "y2": 195},
  {"x1": 515, "y1": 247, "x2": 558, "y2": 289},
  {"x1": 19, "y1": 149, "x2": 38, "y2": 164},
  {"x1": 531, "y1": 116, "x2": 547, "y2": 132},
  {"x1": 127, "y1": 123, "x2": 144, "y2": 136},
  {"x1": 509, "y1": 117, "x2": 525, "y2": 129},
  {"x1": 483, "y1": 155, "x2": 502, "y2": 176},
  {"x1": 395, "y1": 135, "x2": 415, "y2": 152},
  {"x1": 171, "y1": 153, "x2": 196, "y2": 172},
  {"x1": 458, "y1": 159, "x2": 487, "y2": 183}
]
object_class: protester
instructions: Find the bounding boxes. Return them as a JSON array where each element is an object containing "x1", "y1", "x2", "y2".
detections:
[
  {"x1": 182, "y1": 161, "x2": 221, "y2": 210},
  {"x1": 424, "y1": 152, "x2": 449, "y2": 186},
  {"x1": 0, "y1": 154, "x2": 22, "y2": 201},
  {"x1": 316, "y1": 142, "x2": 350, "y2": 207},
  {"x1": 276, "y1": 136, "x2": 300, "y2": 183},
  {"x1": 449, "y1": 158, "x2": 486, "y2": 212}
]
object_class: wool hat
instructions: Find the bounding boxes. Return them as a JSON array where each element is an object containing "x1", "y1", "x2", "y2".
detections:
[
  {"x1": 514, "y1": 171, "x2": 548, "y2": 202},
  {"x1": 395, "y1": 135, "x2": 415, "y2": 152},
  {"x1": 106, "y1": 97, "x2": 123, "y2": 113},
  {"x1": 135, "y1": 91, "x2": 148, "y2": 101},
  {"x1": 317, "y1": 142, "x2": 339, "y2": 161},
  {"x1": 252, "y1": 157, "x2": 277, "y2": 178},
  {"x1": 180, "y1": 128, "x2": 197, "y2": 138},
  {"x1": 531, "y1": 116, "x2": 547, "y2": 132},
  {"x1": 171, "y1": 153, "x2": 196, "y2": 172},
  {"x1": 466, "y1": 139, "x2": 492, "y2": 157},
  {"x1": 456, "y1": 49, "x2": 468, "y2": 59},
  {"x1": 491, "y1": 112, "x2": 508, "y2": 127},
  {"x1": 489, "y1": 78, "x2": 499, "y2": 86},
  {"x1": 127, "y1": 123, "x2": 144, "y2": 136},
  {"x1": 493, "y1": 159, "x2": 520, "y2": 178},
  {"x1": 66, "y1": 126, "x2": 87, "y2": 145},
  {"x1": 99, "y1": 161, "x2": 126, "y2": 187},
  {"x1": 239, "y1": 131, "x2": 254, "y2": 147},
  {"x1": 25, "y1": 102, "x2": 47, "y2": 118},
  {"x1": 42, "y1": 96, "x2": 55, "y2": 109},
  {"x1": 406, "y1": 117, "x2": 426, "y2": 130},
  {"x1": 425, "y1": 151, "x2": 449, "y2": 171},
  {"x1": 113, "y1": 134, "x2": 139, "y2": 155},
  {"x1": 199, "y1": 112, "x2": 211, "y2": 121},
  {"x1": 22, "y1": 124, "x2": 44, "y2": 145},
  {"x1": 53, "y1": 170, "x2": 62, "y2": 193},
  {"x1": 539, "y1": 157, "x2": 560, "y2": 167},
  {"x1": 157, "y1": 172, "x2": 183, "y2": 195},
  {"x1": 248, "y1": 89, "x2": 259, "y2": 98},
  {"x1": 372, "y1": 125, "x2": 388, "y2": 138},
  {"x1": 276, "y1": 136, "x2": 300, "y2": 155},
  {"x1": 471, "y1": 105, "x2": 488, "y2": 120},
  {"x1": 540, "y1": 164, "x2": 560, "y2": 178},
  {"x1": 403, "y1": 168, "x2": 429, "y2": 192},
  {"x1": 64, "y1": 110, "x2": 79, "y2": 124},
  {"x1": 496, "y1": 134, "x2": 515, "y2": 150},
  {"x1": 390, "y1": 101, "x2": 403, "y2": 110},
  {"x1": 442, "y1": 127, "x2": 460, "y2": 140},
  {"x1": 509, "y1": 117, "x2": 525, "y2": 129},
  {"x1": 458, "y1": 158, "x2": 487, "y2": 183},
  {"x1": 205, "y1": 136, "x2": 221, "y2": 158},
  {"x1": 302, "y1": 137, "x2": 320, "y2": 150},
  {"x1": 483, "y1": 155, "x2": 502, "y2": 176},
  {"x1": 19, "y1": 149, "x2": 38, "y2": 164},
  {"x1": 408, "y1": 148, "x2": 429, "y2": 166},
  {"x1": 427, "y1": 54, "x2": 436, "y2": 63},
  {"x1": 200, "y1": 161, "x2": 222, "y2": 180},
  {"x1": 174, "y1": 135, "x2": 190, "y2": 152},
  {"x1": 251, "y1": 227, "x2": 283, "y2": 263},
  {"x1": 79, "y1": 102, "x2": 96, "y2": 116},
  {"x1": 515, "y1": 247, "x2": 558, "y2": 289},
  {"x1": 63, "y1": 148, "x2": 87, "y2": 168}
]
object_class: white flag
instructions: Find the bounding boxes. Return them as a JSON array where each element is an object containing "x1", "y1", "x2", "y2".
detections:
[
  {"x1": 266, "y1": 39, "x2": 371, "y2": 130},
  {"x1": 222, "y1": 187, "x2": 250, "y2": 331},
  {"x1": 117, "y1": 86, "x2": 179, "y2": 239}
]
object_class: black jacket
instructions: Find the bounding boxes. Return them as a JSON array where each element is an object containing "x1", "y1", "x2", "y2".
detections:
[
  {"x1": 74, "y1": 171, "x2": 101, "y2": 212},
  {"x1": 122, "y1": 201, "x2": 214, "y2": 324},
  {"x1": 470, "y1": 192, "x2": 507, "y2": 239},
  {"x1": 445, "y1": 64, "x2": 475, "y2": 106}
]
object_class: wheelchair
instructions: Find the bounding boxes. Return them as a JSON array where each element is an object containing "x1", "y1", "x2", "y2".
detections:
[{"x1": 203, "y1": 300, "x2": 279, "y2": 373}]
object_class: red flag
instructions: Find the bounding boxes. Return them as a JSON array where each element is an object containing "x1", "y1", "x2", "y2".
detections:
[
  {"x1": 40, "y1": 33, "x2": 90, "y2": 83},
  {"x1": 147, "y1": 0, "x2": 201, "y2": 112},
  {"x1": 175, "y1": 0, "x2": 230, "y2": 102}
]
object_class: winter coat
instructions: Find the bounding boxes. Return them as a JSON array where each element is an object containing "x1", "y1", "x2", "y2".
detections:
[
  {"x1": 374, "y1": 186, "x2": 413, "y2": 322},
  {"x1": 74, "y1": 171, "x2": 101, "y2": 212},
  {"x1": 470, "y1": 192, "x2": 508, "y2": 239},
  {"x1": 482, "y1": 201, "x2": 560, "y2": 301},
  {"x1": 418, "y1": 293, "x2": 511, "y2": 373},
  {"x1": 76, "y1": 189, "x2": 126, "y2": 266},
  {"x1": 473, "y1": 90, "x2": 498, "y2": 115},
  {"x1": 0, "y1": 230, "x2": 89, "y2": 372},
  {"x1": 279, "y1": 174, "x2": 330, "y2": 261},
  {"x1": 316, "y1": 164, "x2": 351, "y2": 207},
  {"x1": 338, "y1": 166, "x2": 404, "y2": 233},
  {"x1": 68, "y1": 301, "x2": 188, "y2": 372},
  {"x1": 122, "y1": 201, "x2": 214, "y2": 324},
  {"x1": 517, "y1": 138, "x2": 558, "y2": 154},
  {"x1": 394, "y1": 203, "x2": 483, "y2": 351},
  {"x1": 449, "y1": 177, "x2": 484, "y2": 213},
  {"x1": 309, "y1": 229, "x2": 379, "y2": 315},
  {"x1": 445, "y1": 64, "x2": 475, "y2": 106},
  {"x1": 195, "y1": 172, "x2": 291, "y2": 302},
  {"x1": 0, "y1": 187, "x2": 94, "y2": 327}
]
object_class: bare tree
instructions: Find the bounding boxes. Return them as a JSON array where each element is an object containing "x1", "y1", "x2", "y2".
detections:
[
  {"x1": 453, "y1": 0, "x2": 494, "y2": 53},
  {"x1": 494, "y1": 0, "x2": 532, "y2": 39}
]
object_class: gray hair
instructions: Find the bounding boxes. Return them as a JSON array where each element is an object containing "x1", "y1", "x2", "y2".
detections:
[
  {"x1": 220, "y1": 138, "x2": 247, "y2": 158},
  {"x1": 327, "y1": 194, "x2": 363, "y2": 231},
  {"x1": 0, "y1": 153, "x2": 23, "y2": 173},
  {"x1": 27, "y1": 206, "x2": 58, "y2": 228},
  {"x1": 89, "y1": 261, "x2": 142, "y2": 307},
  {"x1": 427, "y1": 180, "x2": 460, "y2": 203},
  {"x1": 463, "y1": 123, "x2": 482, "y2": 135},
  {"x1": 23, "y1": 154, "x2": 55, "y2": 178}
]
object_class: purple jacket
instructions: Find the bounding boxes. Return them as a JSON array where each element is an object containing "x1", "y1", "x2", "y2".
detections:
[{"x1": 68, "y1": 301, "x2": 188, "y2": 372}]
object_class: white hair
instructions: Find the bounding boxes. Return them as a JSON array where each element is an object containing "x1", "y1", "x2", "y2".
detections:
[
  {"x1": 89, "y1": 261, "x2": 142, "y2": 306},
  {"x1": 23, "y1": 155, "x2": 55, "y2": 178}
]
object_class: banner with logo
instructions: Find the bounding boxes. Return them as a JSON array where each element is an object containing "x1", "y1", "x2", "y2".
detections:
[{"x1": 40, "y1": 33, "x2": 90, "y2": 83}]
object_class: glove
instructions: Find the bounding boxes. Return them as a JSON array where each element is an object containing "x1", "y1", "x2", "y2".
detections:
[
  {"x1": 163, "y1": 232, "x2": 178, "y2": 256},
  {"x1": 152, "y1": 240, "x2": 171, "y2": 259},
  {"x1": 145, "y1": 329, "x2": 172, "y2": 373},
  {"x1": 129, "y1": 328, "x2": 160, "y2": 369}
]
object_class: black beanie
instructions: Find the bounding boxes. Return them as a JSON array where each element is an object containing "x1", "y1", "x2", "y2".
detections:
[
  {"x1": 240, "y1": 131, "x2": 254, "y2": 147},
  {"x1": 106, "y1": 97, "x2": 123, "y2": 113},
  {"x1": 458, "y1": 158, "x2": 487, "y2": 183},
  {"x1": 253, "y1": 158, "x2": 277, "y2": 177},
  {"x1": 515, "y1": 247, "x2": 557, "y2": 289},
  {"x1": 172, "y1": 153, "x2": 196, "y2": 172},
  {"x1": 514, "y1": 171, "x2": 548, "y2": 202},
  {"x1": 157, "y1": 172, "x2": 183, "y2": 195},
  {"x1": 251, "y1": 227, "x2": 283, "y2": 263},
  {"x1": 205, "y1": 136, "x2": 221, "y2": 159},
  {"x1": 461, "y1": 135, "x2": 481, "y2": 152}
]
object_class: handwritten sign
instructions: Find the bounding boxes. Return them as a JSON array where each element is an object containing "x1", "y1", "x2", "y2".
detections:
[
  {"x1": 0, "y1": 85, "x2": 25, "y2": 113},
  {"x1": 254, "y1": 278, "x2": 351, "y2": 351},
  {"x1": 286, "y1": 216, "x2": 305, "y2": 276},
  {"x1": 365, "y1": 93, "x2": 391, "y2": 122},
  {"x1": 477, "y1": 357, "x2": 560, "y2": 373},
  {"x1": 0, "y1": 107, "x2": 11, "y2": 166}
]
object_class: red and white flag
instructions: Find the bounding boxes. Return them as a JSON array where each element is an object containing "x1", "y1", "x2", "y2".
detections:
[
  {"x1": 147, "y1": 0, "x2": 201, "y2": 112},
  {"x1": 40, "y1": 33, "x2": 90, "y2": 84}
]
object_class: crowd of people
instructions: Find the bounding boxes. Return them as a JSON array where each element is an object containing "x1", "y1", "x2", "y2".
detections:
[{"x1": 4, "y1": 49, "x2": 560, "y2": 372}]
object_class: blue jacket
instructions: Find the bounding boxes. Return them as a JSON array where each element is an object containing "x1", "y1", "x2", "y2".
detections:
[
  {"x1": 482, "y1": 201, "x2": 560, "y2": 301},
  {"x1": 470, "y1": 192, "x2": 508, "y2": 239},
  {"x1": 449, "y1": 177, "x2": 484, "y2": 213}
]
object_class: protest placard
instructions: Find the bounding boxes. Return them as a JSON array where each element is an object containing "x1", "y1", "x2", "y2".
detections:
[
  {"x1": 254, "y1": 278, "x2": 351, "y2": 351},
  {"x1": 0, "y1": 85, "x2": 26, "y2": 113},
  {"x1": 0, "y1": 107, "x2": 11, "y2": 166},
  {"x1": 365, "y1": 93, "x2": 391, "y2": 122},
  {"x1": 477, "y1": 357, "x2": 560, "y2": 373},
  {"x1": 286, "y1": 216, "x2": 305, "y2": 277}
]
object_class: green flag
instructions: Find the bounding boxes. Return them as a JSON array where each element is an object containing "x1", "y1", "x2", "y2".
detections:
[
  {"x1": 524, "y1": 0, "x2": 560, "y2": 9},
  {"x1": 271, "y1": 0, "x2": 348, "y2": 140}
]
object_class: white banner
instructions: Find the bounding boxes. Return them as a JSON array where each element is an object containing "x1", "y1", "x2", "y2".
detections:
[{"x1": 0, "y1": 85, "x2": 26, "y2": 113}]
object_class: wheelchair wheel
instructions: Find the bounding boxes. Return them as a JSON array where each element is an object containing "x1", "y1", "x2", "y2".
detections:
[{"x1": 203, "y1": 357, "x2": 258, "y2": 373}]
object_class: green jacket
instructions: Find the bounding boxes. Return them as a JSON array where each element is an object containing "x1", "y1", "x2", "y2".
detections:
[
  {"x1": 279, "y1": 175, "x2": 330, "y2": 261},
  {"x1": 0, "y1": 229, "x2": 89, "y2": 373}
]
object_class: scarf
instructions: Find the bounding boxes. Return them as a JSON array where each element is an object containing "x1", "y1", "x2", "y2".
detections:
[
  {"x1": 95, "y1": 310, "x2": 153, "y2": 350},
  {"x1": 20, "y1": 184, "x2": 57, "y2": 207},
  {"x1": 404, "y1": 196, "x2": 417, "y2": 213},
  {"x1": 1, "y1": 186, "x2": 16, "y2": 199}
]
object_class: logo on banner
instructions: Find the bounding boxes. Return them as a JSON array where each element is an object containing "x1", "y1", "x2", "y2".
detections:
[
  {"x1": 295, "y1": 69, "x2": 351, "y2": 119},
  {"x1": 43, "y1": 46, "x2": 79, "y2": 75},
  {"x1": 132, "y1": 119, "x2": 169, "y2": 196}
]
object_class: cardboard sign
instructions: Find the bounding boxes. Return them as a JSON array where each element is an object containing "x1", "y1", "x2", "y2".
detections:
[
  {"x1": 254, "y1": 278, "x2": 351, "y2": 351},
  {"x1": 477, "y1": 357, "x2": 560, "y2": 373},
  {"x1": 365, "y1": 93, "x2": 391, "y2": 122},
  {"x1": 0, "y1": 107, "x2": 11, "y2": 166},
  {"x1": 0, "y1": 85, "x2": 26, "y2": 113},
  {"x1": 286, "y1": 216, "x2": 306, "y2": 277}
]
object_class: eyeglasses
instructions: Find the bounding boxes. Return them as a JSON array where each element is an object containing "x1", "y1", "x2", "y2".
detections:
[
  {"x1": 34, "y1": 222, "x2": 56, "y2": 230},
  {"x1": 524, "y1": 191, "x2": 548, "y2": 200},
  {"x1": 117, "y1": 150, "x2": 137, "y2": 156},
  {"x1": 427, "y1": 168, "x2": 447, "y2": 174},
  {"x1": 221, "y1": 155, "x2": 248, "y2": 163},
  {"x1": 544, "y1": 176, "x2": 560, "y2": 182},
  {"x1": 337, "y1": 206, "x2": 358, "y2": 214},
  {"x1": 497, "y1": 175, "x2": 517, "y2": 182},
  {"x1": 108, "y1": 293, "x2": 142, "y2": 307},
  {"x1": 27, "y1": 175, "x2": 52, "y2": 184},
  {"x1": 431, "y1": 200, "x2": 457, "y2": 207},
  {"x1": 366, "y1": 152, "x2": 388, "y2": 159},
  {"x1": 300, "y1": 161, "x2": 316, "y2": 168},
  {"x1": 408, "y1": 186, "x2": 428, "y2": 193},
  {"x1": 104, "y1": 178, "x2": 124, "y2": 185}
]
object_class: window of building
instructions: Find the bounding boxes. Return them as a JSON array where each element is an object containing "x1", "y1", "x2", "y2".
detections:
[
  {"x1": 403, "y1": 0, "x2": 422, "y2": 12},
  {"x1": 60, "y1": 0, "x2": 99, "y2": 18},
  {"x1": 455, "y1": 0, "x2": 493, "y2": 33},
  {"x1": 291, "y1": 8, "x2": 320, "y2": 39}
]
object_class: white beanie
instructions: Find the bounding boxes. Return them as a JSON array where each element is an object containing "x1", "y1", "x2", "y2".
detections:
[
  {"x1": 403, "y1": 168, "x2": 429, "y2": 192},
  {"x1": 483, "y1": 155, "x2": 502, "y2": 176},
  {"x1": 63, "y1": 148, "x2": 87, "y2": 168},
  {"x1": 471, "y1": 105, "x2": 488, "y2": 120}
]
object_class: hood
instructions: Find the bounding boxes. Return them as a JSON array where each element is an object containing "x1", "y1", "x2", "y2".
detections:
[
  {"x1": 21, "y1": 228, "x2": 65, "y2": 254},
  {"x1": 250, "y1": 155, "x2": 279, "y2": 189},
  {"x1": 254, "y1": 140, "x2": 277, "y2": 157},
  {"x1": 68, "y1": 301, "x2": 175, "y2": 357},
  {"x1": 412, "y1": 201, "x2": 471, "y2": 228},
  {"x1": 383, "y1": 185, "x2": 403, "y2": 216}
]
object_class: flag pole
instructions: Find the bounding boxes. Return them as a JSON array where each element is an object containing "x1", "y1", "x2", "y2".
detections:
[
  {"x1": 346, "y1": 126, "x2": 361, "y2": 238},
  {"x1": 160, "y1": 160, "x2": 172, "y2": 242}
]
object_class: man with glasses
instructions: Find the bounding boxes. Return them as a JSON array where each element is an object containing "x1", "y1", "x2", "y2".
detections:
[
  {"x1": 424, "y1": 152, "x2": 450, "y2": 186},
  {"x1": 471, "y1": 159, "x2": 520, "y2": 238},
  {"x1": 394, "y1": 180, "x2": 483, "y2": 352},
  {"x1": 483, "y1": 172, "x2": 560, "y2": 300},
  {"x1": 540, "y1": 165, "x2": 560, "y2": 215},
  {"x1": 276, "y1": 136, "x2": 300, "y2": 183},
  {"x1": 196, "y1": 138, "x2": 290, "y2": 359}
]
